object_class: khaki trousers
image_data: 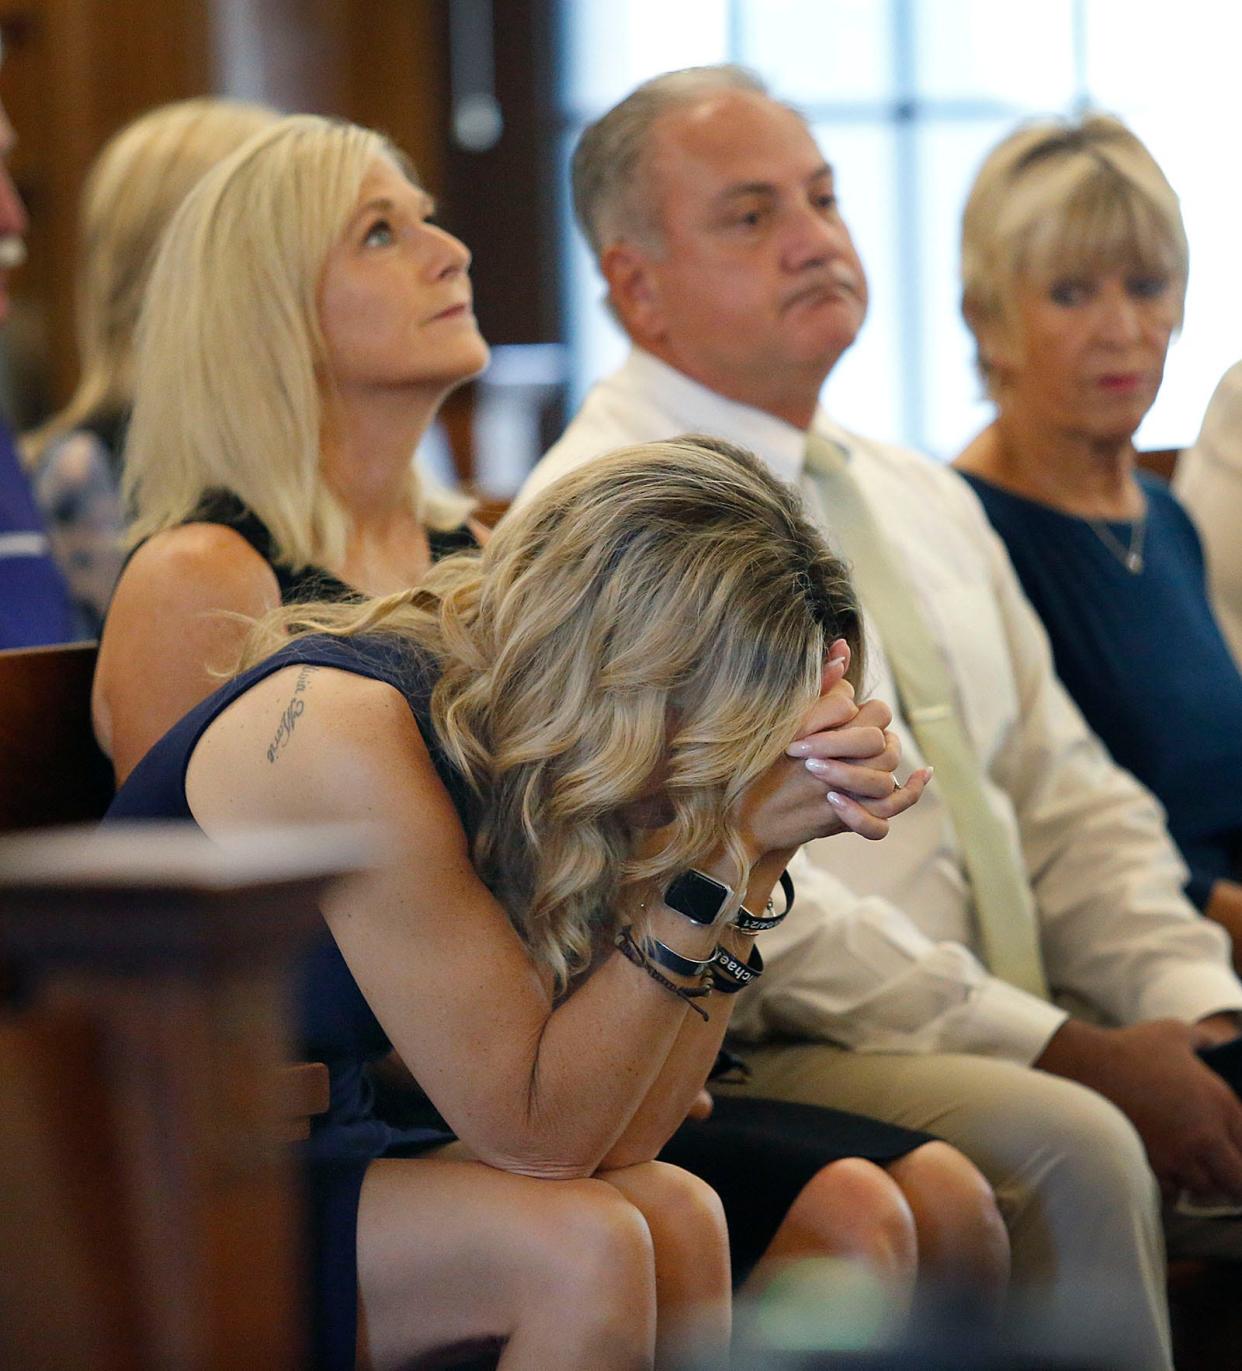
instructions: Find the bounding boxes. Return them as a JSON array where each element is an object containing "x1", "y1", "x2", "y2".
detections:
[{"x1": 717, "y1": 1039, "x2": 1172, "y2": 1371}]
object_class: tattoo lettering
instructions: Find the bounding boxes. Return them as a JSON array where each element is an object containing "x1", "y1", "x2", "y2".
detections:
[{"x1": 266, "y1": 665, "x2": 319, "y2": 763}]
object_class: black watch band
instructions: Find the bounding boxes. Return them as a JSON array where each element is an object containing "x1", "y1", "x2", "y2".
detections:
[
  {"x1": 663, "y1": 868, "x2": 738, "y2": 926},
  {"x1": 641, "y1": 934, "x2": 714, "y2": 981},
  {"x1": 711, "y1": 942, "x2": 764, "y2": 994}
]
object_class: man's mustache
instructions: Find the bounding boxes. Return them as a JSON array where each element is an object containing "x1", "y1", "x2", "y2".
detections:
[{"x1": 780, "y1": 267, "x2": 863, "y2": 314}]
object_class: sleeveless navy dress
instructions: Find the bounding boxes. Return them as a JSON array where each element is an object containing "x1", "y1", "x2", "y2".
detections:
[
  {"x1": 105, "y1": 634, "x2": 460, "y2": 1368},
  {"x1": 106, "y1": 629, "x2": 933, "y2": 1367}
]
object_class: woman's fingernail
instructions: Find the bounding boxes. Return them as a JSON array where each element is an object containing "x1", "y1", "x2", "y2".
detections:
[
  {"x1": 826, "y1": 791, "x2": 846, "y2": 808},
  {"x1": 787, "y1": 740, "x2": 812, "y2": 757},
  {"x1": 805, "y1": 758, "x2": 832, "y2": 775}
]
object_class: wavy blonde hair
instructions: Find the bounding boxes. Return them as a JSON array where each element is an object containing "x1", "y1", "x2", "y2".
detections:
[
  {"x1": 238, "y1": 436, "x2": 862, "y2": 990},
  {"x1": 23, "y1": 98, "x2": 279, "y2": 467},
  {"x1": 961, "y1": 113, "x2": 1188, "y2": 398},
  {"x1": 123, "y1": 113, "x2": 470, "y2": 569}
]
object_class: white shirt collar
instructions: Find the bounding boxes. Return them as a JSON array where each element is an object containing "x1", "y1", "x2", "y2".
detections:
[{"x1": 620, "y1": 348, "x2": 849, "y2": 485}]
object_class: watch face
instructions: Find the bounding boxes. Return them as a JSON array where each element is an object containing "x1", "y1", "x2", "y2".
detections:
[{"x1": 664, "y1": 869, "x2": 731, "y2": 925}]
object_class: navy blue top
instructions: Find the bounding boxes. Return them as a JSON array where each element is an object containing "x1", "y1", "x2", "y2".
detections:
[
  {"x1": 104, "y1": 633, "x2": 469, "y2": 1164},
  {"x1": 963, "y1": 470, "x2": 1242, "y2": 908},
  {"x1": 0, "y1": 417, "x2": 77, "y2": 647}
]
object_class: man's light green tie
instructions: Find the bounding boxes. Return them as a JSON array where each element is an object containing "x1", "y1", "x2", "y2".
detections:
[{"x1": 802, "y1": 432, "x2": 1049, "y2": 999}]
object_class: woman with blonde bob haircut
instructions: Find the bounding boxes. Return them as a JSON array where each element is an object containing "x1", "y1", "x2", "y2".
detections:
[
  {"x1": 105, "y1": 436, "x2": 1013, "y2": 1368},
  {"x1": 95, "y1": 114, "x2": 485, "y2": 781},
  {"x1": 955, "y1": 115, "x2": 1242, "y2": 956},
  {"x1": 24, "y1": 96, "x2": 278, "y2": 634},
  {"x1": 959, "y1": 112, "x2": 1187, "y2": 398}
]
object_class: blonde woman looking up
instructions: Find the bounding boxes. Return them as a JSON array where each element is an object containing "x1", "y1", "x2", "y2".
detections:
[
  {"x1": 94, "y1": 114, "x2": 487, "y2": 782},
  {"x1": 955, "y1": 115, "x2": 1242, "y2": 959},
  {"x1": 23, "y1": 97, "x2": 279, "y2": 636},
  {"x1": 102, "y1": 436, "x2": 1000, "y2": 1369}
]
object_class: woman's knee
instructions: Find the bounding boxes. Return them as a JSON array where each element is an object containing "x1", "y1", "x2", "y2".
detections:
[
  {"x1": 783, "y1": 1158, "x2": 918, "y2": 1277},
  {"x1": 516, "y1": 1179, "x2": 660, "y2": 1363},
  {"x1": 617, "y1": 1161, "x2": 729, "y2": 1247},
  {"x1": 527, "y1": 1177, "x2": 657, "y2": 1297},
  {"x1": 887, "y1": 1142, "x2": 1010, "y2": 1282},
  {"x1": 889, "y1": 1141, "x2": 1005, "y2": 1228}
]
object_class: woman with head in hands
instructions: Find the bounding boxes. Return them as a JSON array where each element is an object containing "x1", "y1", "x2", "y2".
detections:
[{"x1": 106, "y1": 426, "x2": 1013, "y2": 1367}]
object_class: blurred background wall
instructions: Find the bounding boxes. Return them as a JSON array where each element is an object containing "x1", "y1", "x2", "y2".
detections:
[{"x1": 1, "y1": 0, "x2": 1236, "y2": 490}]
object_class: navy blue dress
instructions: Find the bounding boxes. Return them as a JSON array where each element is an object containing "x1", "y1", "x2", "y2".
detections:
[
  {"x1": 964, "y1": 470, "x2": 1242, "y2": 908},
  {"x1": 105, "y1": 632, "x2": 932, "y2": 1366},
  {"x1": 105, "y1": 634, "x2": 457, "y2": 1368}
]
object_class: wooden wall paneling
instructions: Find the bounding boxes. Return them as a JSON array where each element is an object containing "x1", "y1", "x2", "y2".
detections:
[
  {"x1": 210, "y1": 0, "x2": 348, "y2": 113},
  {"x1": 435, "y1": 0, "x2": 562, "y2": 347},
  {"x1": 0, "y1": 0, "x2": 215, "y2": 414},
  {"x1": 338, "y1": 0, "x2": 446, "y2": 195}
]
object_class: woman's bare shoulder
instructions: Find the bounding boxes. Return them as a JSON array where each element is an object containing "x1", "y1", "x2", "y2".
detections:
[
  {"x1": 116, "y1": 522, "x2": 280, "y2": 614},
  {"x1": 186, "y1": 662, "x2": 465, "y2": 842}
]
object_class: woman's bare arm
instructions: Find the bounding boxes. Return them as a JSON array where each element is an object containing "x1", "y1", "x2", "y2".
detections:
[
  {"x1": 186, "y1": 665, "x2": 715, "y2": 1179},
  {"x1": 93, "y1": 524, "x2": 281, "y2": 782}
]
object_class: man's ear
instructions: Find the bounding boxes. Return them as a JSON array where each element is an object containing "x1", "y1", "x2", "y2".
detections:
[{"x1": 602, "y1": 242, "x2": 665, "y2": 345}]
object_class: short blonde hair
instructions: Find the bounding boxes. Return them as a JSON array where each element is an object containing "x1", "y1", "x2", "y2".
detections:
[
  {"x1": 239, "y1": 435, "x2": 863, "y2": 991},
  {"x1": 124, "y1": 113, "x2": 469, "y2": 569},
  {"x1": 961, "y1": 113, "x2": 1187, "y2": 395},
  {"x1": 24, "y1": 97, "x2": 278, "y2": 465}
]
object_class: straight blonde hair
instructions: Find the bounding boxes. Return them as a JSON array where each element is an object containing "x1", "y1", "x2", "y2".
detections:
[
  {"x1": 124, "y1": 114, "x2": 469, "y2": 571},
  {"x1": 238, "y1": 436, "x2": 863, "y2": 991}
]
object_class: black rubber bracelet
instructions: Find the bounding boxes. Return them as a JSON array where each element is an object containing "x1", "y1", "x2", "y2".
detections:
[
  {"x1": 710, "y1": 942, "x2": 764, "y2": 994},
  {"x1": 732, "y1": 869, "x2": 795, "y2": 934},
  {"x1": 732, "y1": 900, "x2": 786, "y2": 935},
  {"x1": 779, "y1": 869, "x2": 795, "y2": 914}
]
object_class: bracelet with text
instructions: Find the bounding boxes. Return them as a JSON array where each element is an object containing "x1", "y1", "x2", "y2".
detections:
[
  {"x1": 710, "y1": 942, "x2": 764, "y2": 994},
  {"x1": 731, "y1": 870, "x2": 796, "y2": 934}
]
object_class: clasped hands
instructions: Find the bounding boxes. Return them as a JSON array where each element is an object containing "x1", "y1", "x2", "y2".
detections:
[{"x1": 734, "y1": 640, "x2": 930, "y2": 861}]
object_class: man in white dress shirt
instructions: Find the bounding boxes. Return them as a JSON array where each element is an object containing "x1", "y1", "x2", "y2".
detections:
[
  {"x1": 1176, "y1": 360, "x2": 1242, "y2": 670},
  {"x1": 519, "y1": 66, "x2": 1242, "y2": 1369}
]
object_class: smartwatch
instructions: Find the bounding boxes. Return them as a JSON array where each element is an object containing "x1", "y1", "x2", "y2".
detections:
[{"x1": 662, "y1": 869, "x2": 738, "y2": 926}]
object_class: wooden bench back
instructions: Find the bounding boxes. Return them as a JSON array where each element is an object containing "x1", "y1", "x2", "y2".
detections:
[
  {"x1": 0, "y1": 825, "x2": 361, "y2": 1371},
  {"x1": 0, "y1": 642, "x2": 114, "y2": 831}
]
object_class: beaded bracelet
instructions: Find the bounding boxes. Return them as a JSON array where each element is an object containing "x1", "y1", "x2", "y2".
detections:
[{"x1": 615, "y1": 925, "x2": 711, "y2": 1021}]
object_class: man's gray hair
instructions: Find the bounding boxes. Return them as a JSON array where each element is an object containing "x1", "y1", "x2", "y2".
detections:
[{"x1": 571, "y1": 64, "x2": 770, "y2": 261}]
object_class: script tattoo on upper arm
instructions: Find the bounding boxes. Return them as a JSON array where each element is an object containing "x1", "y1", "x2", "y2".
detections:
[{"x1": 267, "y1": 665, "x2": 320, "y2": 763}]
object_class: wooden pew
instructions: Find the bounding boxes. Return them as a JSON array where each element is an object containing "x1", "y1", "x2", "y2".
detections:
[
  {"x1": 0, "y1": 640, "x2": 329, "y2": 1140},
  {"x1": 0, "y1": 822, "x2": 366, "y2": 1371},
  {"x1": 0, "y1": 642, "x2": 113, "y2": 832}
]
